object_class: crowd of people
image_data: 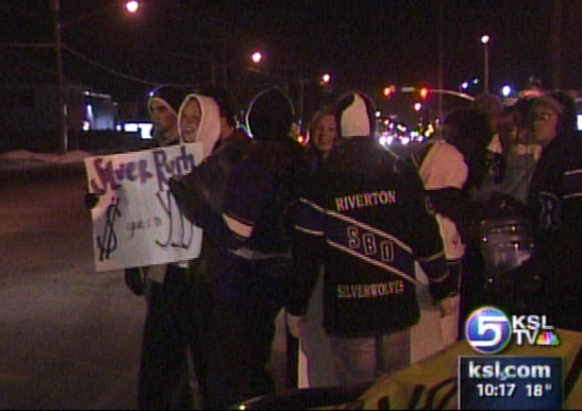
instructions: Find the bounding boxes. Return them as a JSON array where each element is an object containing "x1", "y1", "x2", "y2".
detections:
[{"x1": 87, "y1": 82, "x2": 582, "y2": 409}]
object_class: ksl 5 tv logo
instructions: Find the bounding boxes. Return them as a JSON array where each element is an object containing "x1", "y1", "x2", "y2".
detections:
[{"x1": 465, "y1": 306, "x2": 561, "y2": 354}]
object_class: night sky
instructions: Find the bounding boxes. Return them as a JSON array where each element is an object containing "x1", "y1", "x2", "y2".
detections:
[{"x1": 1, "y1": 0, "x2": 581, "y2": 118}]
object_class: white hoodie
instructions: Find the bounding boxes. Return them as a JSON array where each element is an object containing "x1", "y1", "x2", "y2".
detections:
[
  {"x1": 148, "y1": 93, "x2": 222, "y2": 282},
  {"x1": 178, "y1": 93, "x2": 221, "y2": 160}
]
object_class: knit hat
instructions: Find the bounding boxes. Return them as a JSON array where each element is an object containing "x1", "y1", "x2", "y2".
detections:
[
  {"x1": 474, "y1": 93, "x2": 503, "y2": 118},
  {"x1": 148, "y1": 85, "x2": 186, "y2": 116},
  {"x1": 202, "y1": 85, "x2": 238, "y2": 127},
  {"x1": 336, "y1": 92, "x2": 376, "y2": 138},
  {"x1": 245, "y1": 87, "x2": 295, "y2": 141},
  {"x1": 533, "y1": 94, "x2": 564, "y2": 116}
]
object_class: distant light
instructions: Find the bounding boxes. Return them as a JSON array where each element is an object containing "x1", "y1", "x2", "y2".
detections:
[
  {"x1": 401, "y1": 137, "x2": 410, "y2": 145},
  {"x1": 481, "y1": 35, "x2": 490, "y2": 44},
  {"x1": 461, "y1": 82, "x2": 469, "y2": 90},
  {"x1": 383, "y1": 85, "x2": 396, "y2": 98},
  {"x1": 414, "y1": 102, "x2": 422, "y2": 112},
  {"x1": 321, "y1": 73, "x2": 331, "y2": 84},
  {"x1": 125, "y1": 1, "x2": 140, "y2": 13},
  {"x1": 501, "y1": 85, "x2": 512, "y2": 97},
  {"x1": 375, "y1": 110, "x2": 381, "y2": 118},
  {"x1": 251, "y1": 51, "x2": 263, "y2": 64},
  {"x1": 578, "y1": 115, "x2": 582, "y2": 131},
  {"x1": 123, "y1": 122, "x2": 153, "y2": 139}
]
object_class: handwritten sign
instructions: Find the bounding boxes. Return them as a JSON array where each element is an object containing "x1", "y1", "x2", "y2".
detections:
[{"x1": 84, "y1": 143, "x2": 205, "y2": 272}]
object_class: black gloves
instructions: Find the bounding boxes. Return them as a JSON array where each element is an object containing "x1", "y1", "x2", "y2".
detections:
[
  {"x1": 84, "y1": 192, "x2": 99, "y2": 209},
  {"x1": 168, "y1": 175, "x2": 208, "y2": 225},
  {"x1": 124, "y1": 267, "x2": 146, "y2": 296}
]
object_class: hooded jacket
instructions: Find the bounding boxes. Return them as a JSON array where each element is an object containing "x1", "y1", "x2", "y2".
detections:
[
  {"x1": 171, "y1": 87, "x2": 303, "y2": 255},
  {"x1": 178, "y1": 93, "x2": 221, "y2": 160}
]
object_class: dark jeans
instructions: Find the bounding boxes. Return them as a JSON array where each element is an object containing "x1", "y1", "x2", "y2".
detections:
[
  {"x1": 205, "y1": 255, "x2": 292, "y2": 409},
  {"x1": 137, "y1": 264, "x2": 213, "y2": 410}
]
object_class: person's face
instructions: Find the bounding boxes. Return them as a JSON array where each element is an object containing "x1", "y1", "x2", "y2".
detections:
[
  {"x1": 150, "y1": 100, "x2": 178, "y2": 139},
  {"x1": 312, "y1": 114, "x2": 337, "y2": 155},
  {"x1": 180, "y1": 99, "x2": 202, "y2": 142},
  {"x1": 532, "y1": 104, "x2": 560, "y2": 146}
]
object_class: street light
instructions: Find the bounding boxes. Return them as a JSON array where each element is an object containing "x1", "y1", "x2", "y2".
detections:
[
  {"x1": 481, "y1": 34, "x2": 490, "y2": 93},
  {"x1": 251, "y1": 51, "x2": 264, "y2": 64},
  {"x1": 52, "y1": 0, "x2": 140, "y2": 154}
]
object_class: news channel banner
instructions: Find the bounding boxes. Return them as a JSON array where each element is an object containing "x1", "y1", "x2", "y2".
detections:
[{"x1": 460, "y1": 305, "x2": 563, "y2": 409}]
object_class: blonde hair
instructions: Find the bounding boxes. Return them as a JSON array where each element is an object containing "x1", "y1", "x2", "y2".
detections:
[{"x1": 308, "y1": 106, "x2": 336, "y2": 143}]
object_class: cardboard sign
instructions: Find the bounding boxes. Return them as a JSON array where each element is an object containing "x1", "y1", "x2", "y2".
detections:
[{"x1": 84, "y1": 143, "x2": 205, "y2": 272}]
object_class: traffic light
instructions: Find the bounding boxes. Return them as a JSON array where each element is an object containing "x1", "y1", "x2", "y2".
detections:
[
  {"x1": 383, "y1": 85, "x2": 396, "y2": 98},
  {"x1": 419, "y1": 87, "x2": 429, "y2": 99}
]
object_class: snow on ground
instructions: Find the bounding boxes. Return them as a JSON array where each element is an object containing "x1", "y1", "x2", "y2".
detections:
[{"x1": 0, "y1": 150, "x2": 93, "y2": 164}]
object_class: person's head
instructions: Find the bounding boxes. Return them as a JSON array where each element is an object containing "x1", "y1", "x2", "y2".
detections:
[
  {"x1": 474, "y1": 93, "x2": 504, "y2": 134},
  {"x1": 178, "y1": 96, "x2": 202, "y2": 143},
  {"x1": 308, "y1": 106, "x2": 337, "y2": 158},
  {"x1": 178, "y1": 94, "x2": 221, "y2": 159},
  {"x1": 335, "y1": 91, "x2": 376, "y2": 140},
  {"x1": 532, "y1": 90, "x2": 577, "y2": 147},
  {"x1": 501, "y1": 98, "x2": 536, "y2": 147},
  {"x1": 202, "y1": 85, "x2": 238, "y2": 139},
  {"x1": 245, "y1": 87, "x2": 295, "y2": 142},
  {"x1": 148, "y1": 85, "x2": 186, "y2": 144},
  {"x1": 442, "y1": 108, "x2": 493, "y2": 159}
]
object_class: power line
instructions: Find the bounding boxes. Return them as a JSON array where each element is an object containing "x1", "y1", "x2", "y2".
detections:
[{"x1": 63, "y1": 45, "x2": 208, "y2": 89}]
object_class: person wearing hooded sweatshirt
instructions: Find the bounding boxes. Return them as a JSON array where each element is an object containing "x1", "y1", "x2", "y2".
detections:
[
  {"x1": 408, "y1": 107, "x2": 494, "y2": 340},
  {"x1": 286, "y1": 92, "x2": 455, "y2": 387},
  {"x1": 136, "y1": 92, "x2": 221, "y2": 410},
  {"x1": 171, "y1": 87, "x2": 306, "y2": 408},
  {"x1": 505, "y1": 91, "x2": 582, "y2": 332}
]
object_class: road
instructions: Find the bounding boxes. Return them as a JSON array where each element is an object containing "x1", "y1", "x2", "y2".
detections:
[{"x1": 0, "y1": 166, "x2": 289, "y2": 409}]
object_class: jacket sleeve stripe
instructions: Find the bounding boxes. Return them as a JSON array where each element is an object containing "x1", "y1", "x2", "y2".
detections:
[
  {"x1": 327, "y1": 240, "x2": 420, "y2": 285},
  {"x1": 295, "y1": 197, "x2": 326, "y2": 235},
  {"x1": 563, "y1": 169, "x2": 582, "y2": 199},
  {"x1": 294, "y1": 225, "x2": 324, "y2": 236},
  {"x1": 417, "y1": 251, "x2": 446, "y2": 262},
  {"x1": 223, "y1": 213, "x2": 253, "y2": 238}
]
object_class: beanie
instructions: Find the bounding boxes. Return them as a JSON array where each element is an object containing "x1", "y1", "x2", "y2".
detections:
[
  {"x1": 245, "y1": 87, "x2": 295, "y2": 141},
  {"x1": 474, "y1": 93, "x2": 503, "y2": 118},
  {"x1": 148, "y1": 85, "x2": 186, "y2": 116},
  {"x1": 533, "y1": 94, "x2": 564, "y2": 117},
  {"x1": 336, "y1": 92, "x2": 376, "y2": 138},
  {"x1": 202, "y1": 85, "x2": 237, "y2": 127}
]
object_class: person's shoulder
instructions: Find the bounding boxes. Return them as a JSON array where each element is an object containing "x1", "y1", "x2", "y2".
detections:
[
  {"x1": 229, "y1": 127, "x2": 253, "y2": 144},
  {"x1": 431, "y1": 139, "x2": 464, "y2": 160}
]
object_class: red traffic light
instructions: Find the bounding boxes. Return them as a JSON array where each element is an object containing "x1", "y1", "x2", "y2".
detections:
[{"x1": 383, "y1": 85, "x2": 396, "y2": 98}]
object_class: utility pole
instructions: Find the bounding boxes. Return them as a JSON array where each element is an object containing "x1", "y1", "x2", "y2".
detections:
[
  {"x1": 52, "y1": 0, "x2": 67, "y2": 154},
  {"x1": 551, "y1": 0, "x2": 562, "y2": 89},
  {"x1": 437, "y1": 0, "x2": 444, "y2": 121}
]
